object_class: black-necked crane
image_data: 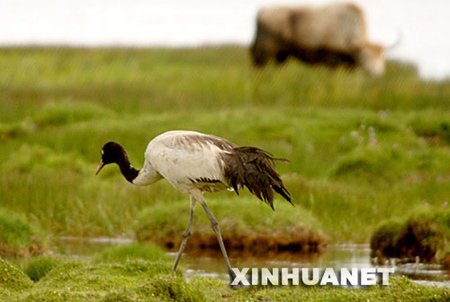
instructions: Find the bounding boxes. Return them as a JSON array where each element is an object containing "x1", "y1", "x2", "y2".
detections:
[{"x1": 95, "y1": 130, "x2": 292, "y2": 283}]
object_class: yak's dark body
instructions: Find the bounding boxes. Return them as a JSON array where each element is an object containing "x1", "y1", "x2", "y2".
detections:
[{"x1": 251, "y1": 3, "x2": 385, "y2": 76}]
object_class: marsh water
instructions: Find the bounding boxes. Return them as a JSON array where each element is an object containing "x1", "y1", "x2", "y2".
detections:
[{"x1": 53, "y1": 237, "x2": 450, "y2": 287}]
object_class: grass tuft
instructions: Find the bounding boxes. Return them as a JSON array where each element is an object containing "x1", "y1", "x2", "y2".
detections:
[
  {"x1": 0, "y1": 208, "x2": 45, "y2": 257},
  {"x1": 371, "y1": 206, "x2": 450, "y2": 264},
  {"x1": 23, "y1": 256, "x2": 65, "y2": 282},
  {"x1": 0, "y1": 258, "x2": 34, "y2": 291},
  {"x1": 145, "y1": 276, "x2": 206, "y2": 302},
  {"x1": 93, "y1": 242, "x2": 169, "y2": 263}
]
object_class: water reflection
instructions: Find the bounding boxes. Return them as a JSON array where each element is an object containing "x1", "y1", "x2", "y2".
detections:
[
  {"x1": 178, "y1": 244, "x2": 372, "y2": 281},
  {"x1": 174, "y1": 244, "x2": 450, "y2": 285}
]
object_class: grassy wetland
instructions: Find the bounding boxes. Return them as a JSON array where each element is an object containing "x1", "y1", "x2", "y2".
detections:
[{"x1": 1, "y1": 46, "x2": 450, "y2": 300}]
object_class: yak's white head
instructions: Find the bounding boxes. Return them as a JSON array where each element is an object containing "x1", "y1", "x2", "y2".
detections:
[{"x1": 358, "y1": 43, "x2": 385, "y2": 76}]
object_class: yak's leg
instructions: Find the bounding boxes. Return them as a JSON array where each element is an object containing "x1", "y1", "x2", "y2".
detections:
[{"x1": 276, "y1": 51, "x2": 288, "y2": 64}]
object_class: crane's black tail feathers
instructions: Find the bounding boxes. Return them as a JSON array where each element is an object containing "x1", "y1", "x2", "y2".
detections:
[{"x1": 224, "y1": 146, "x2": 292, "y2": 210}]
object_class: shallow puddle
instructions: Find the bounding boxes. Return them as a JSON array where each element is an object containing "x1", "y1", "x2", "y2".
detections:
[
  {"x1": 54, "y1": 238, "x2": 450, "y2": 287},
  {"x1": 179, "y1": 244, "x2": 450, "y2": 285}
]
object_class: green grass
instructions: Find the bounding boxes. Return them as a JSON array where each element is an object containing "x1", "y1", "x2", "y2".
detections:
[
  {"x1": 0, "y1": 259, "x2": 34, "y2": 292},
  {"x1": 22, "y1": 256, "x2": 65, "y2": 282},
  {"x1": 0, "y1": 208, "x2": 46, "y2": 256},
  {"x1": 1, "y1": 47, "x2": 449, "y2": 122},
  {"x1": 93, "y1": 242, "x2": 169, "y2": 263},
  {"x1": 0, "y1": 46, "x2": 449, "y2": 247},
  {"x1": 1, "y1": 256, "x2": 449, "y2": 301}
]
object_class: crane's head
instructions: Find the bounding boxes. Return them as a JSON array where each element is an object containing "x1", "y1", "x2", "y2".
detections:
[{"x1": 96, "y1": 142, "x2": 126, "y2": 175}]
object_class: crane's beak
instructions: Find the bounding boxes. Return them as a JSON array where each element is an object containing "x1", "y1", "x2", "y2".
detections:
[{"x1": 96, "y1": 161, "x2": 105, "y2": 175}]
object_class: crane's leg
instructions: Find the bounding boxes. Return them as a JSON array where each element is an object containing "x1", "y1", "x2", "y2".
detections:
[
  {"x1": 191, "y1": 190, "x2": 237, "y2": 283},
  {"x1": 171, "y1": 195, "x2": 196, "y2": 275}
]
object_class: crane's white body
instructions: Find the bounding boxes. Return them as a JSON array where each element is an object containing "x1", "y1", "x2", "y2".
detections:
[{"x1": 133, "y1": 130, "x2": 234, "y2": 193}]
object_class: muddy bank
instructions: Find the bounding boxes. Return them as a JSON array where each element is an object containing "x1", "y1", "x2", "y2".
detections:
[
  {"x1": 370, "y1": 208, "x2": 450, "y2": 268},
  {"x1": 0, "y1": 241, "x2": 45, "y2": 258},
  {"x1": 441, "y1": 254, "x2": 450, "y2": 270},
  {"x1": 141, "y1": 231, "x2": 328, "y2": 256},
  {"x1": 135, "y1": 197, "x2": 329, "y2": 256}
]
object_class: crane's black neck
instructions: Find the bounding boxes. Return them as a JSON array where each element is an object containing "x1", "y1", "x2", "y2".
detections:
[{"x1": 115, "y1": 150, "x2": 140, "y2": 183}]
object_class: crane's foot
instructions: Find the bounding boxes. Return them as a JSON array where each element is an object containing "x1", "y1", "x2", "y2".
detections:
[{"x1": 228, "y1": 269, "x2": 250, "y2": 289}]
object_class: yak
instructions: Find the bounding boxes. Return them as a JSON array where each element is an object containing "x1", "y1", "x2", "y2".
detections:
[{"x1": 251, "y1": 3, "x2": 386, "y2": 76}]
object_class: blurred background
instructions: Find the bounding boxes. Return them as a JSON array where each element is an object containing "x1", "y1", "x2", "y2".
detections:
[{"x1": 0, "y1": 0, "x2": 449, "y2": 80}]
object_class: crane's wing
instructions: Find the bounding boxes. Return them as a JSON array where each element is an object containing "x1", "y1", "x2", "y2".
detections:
[{"x1": 145, "y1": 131, "x2": 236, "y2": 193}]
